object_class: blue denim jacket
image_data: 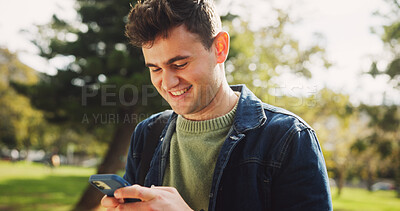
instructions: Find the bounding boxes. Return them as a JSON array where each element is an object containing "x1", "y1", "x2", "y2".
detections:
[{"x1": 124, "y1": 84, "x2": 332, "y2": 211}]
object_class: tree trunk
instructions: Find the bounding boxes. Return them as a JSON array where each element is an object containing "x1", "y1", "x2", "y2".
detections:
[
  {"x1": 395, "y1": 152, "x2": 400, "y2": 198},
  {"x1": 366, "y1": 167, "x2": 374, "y2": 192},
  {"x1": 335, "y1": 169, "x2": 345, "y2": 197},
  {"x1": 73, "y1": 108, "x2": 136, "y2": 211}
]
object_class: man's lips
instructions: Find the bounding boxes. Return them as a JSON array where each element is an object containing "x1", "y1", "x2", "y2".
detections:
[{"x1": 169, "y1": 85, "x2": 192, "y2": 97}]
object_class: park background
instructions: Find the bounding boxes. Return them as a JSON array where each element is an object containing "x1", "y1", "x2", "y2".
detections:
[{"x1": 0, "y1": 0, "x2": 399, "y2": 210}]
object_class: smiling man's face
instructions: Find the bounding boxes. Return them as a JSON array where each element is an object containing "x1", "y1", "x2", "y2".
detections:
[{"x1": 142, "y1": 25, "x2": 224, "y2": 119}]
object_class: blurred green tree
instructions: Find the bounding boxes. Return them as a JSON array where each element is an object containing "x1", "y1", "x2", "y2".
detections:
[
  {"x1": 369, "y1": 0, "x2": 400, "y2": 87},
  {"x1": 224, "y1": 9, "x2": 331, "y2": 98},
  {"x1": 354, "y1": 104, "x2": 400, "y2": 193},
  {"x1": 0, "y1": 48, "x2": 44, "y2": 151},
  {"x1": 12, "y1": 0, "x2": 167, "y2": 209},
  {"x1": 0, "y1": 48, "x2": 104, "y2": 160},
  {"x1": 364, "y1": 0, "x2": 400, "y2": 196}
]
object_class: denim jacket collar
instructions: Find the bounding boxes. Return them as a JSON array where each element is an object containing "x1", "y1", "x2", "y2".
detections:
[
  {"x1": 159, "y1": 84, "x2": 266, "y2": 138},
  {"x1": 230, "y1": 84, "x2": 267, "y2": 133}
]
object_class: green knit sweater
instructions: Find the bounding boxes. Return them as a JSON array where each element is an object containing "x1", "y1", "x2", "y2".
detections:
[{"x1": 162, "y1": 105, "x2": 237, "y2": 211}]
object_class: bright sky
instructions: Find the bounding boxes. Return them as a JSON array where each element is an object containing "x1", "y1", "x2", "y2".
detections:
[
  {"x1": 0, "y1": 0, "x2": 396, "y2": 105},
  {"x1": 285, "y1": 0, "x2": 395, "y2": 105}
]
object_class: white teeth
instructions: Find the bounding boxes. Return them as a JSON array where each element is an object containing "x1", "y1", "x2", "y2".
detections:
[{"x1": 171, "y1": 87, "x2": 189, "y2": 96}]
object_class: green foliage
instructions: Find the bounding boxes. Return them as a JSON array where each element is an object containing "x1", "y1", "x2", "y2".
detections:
[
  {"x1": 351, "y1": 139, "x2": 368, "y2": 153},
  {"x1": 224, "y1": 9, "x2": 330, "y2": 97},
  {"x1": 12, "y1": 0, "x2": 169, "y2": 159},
  {"x1": 361, "y1": 0, "x2": 400, "y2": 194},
  {"x1": 360, "y1": 105, "x2": 400, "y2": 132},
  {"x1": 369, "y1": 0, "x2": 400, "y2": 85},
  {"x1": 353, "y1": 105, "x2": 400, "y2": 190},
  {"x1": 26, "y1": 0, "x2": 167, "y2": 127},
  {"x1": 0, "y1": 48, "x2": 45, "y2": 149},
  {"x1": 0, "y1": 48, "x2": 106, "y2": 155}
]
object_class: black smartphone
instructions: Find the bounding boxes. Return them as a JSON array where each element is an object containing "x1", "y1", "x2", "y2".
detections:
[{"x1": 89, "y1": 174, "x2": 140, "y2": 202}]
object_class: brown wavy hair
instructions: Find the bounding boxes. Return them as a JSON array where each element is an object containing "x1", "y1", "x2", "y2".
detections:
[{"x1": 125, "y1": 0, "x2": 221, "y2": 49}]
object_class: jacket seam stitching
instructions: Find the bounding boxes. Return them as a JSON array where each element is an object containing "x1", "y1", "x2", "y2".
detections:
[{"x1": 279, "y1": 127, "x2": 309, "y2": 164}]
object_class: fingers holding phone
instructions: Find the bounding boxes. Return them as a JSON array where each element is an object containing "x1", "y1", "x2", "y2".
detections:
[
  {"x1": 99, "y1": 185, "x2": 151, "y2": 210},
  {"x1": 101, "y1": 195, "x2": 122, "y2": 208},
  {"x1": 112, "y1": 185, "x2": 193, "y2": 211},
  {"x1": 114, "y1": 184, "x2": 157, "y2": 201},
  {"x1": 89, "y1": 174, "x2": 192, "y2": 211}
]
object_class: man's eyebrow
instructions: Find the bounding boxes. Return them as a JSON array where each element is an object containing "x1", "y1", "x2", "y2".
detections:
[
  {"x1": 145, "y1": 55, "x2": 190, "y2": 68},
  {"x1": 166, "y1": 55, "x2": 190, "y2": 65},
  {"x1": 145, "y1": 63, "x2": 158, "y2": 68}
]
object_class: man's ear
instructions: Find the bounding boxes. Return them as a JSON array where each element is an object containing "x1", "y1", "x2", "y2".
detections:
[{"x1": 214, "y1": 31, "x2": 230, "y2": 64}]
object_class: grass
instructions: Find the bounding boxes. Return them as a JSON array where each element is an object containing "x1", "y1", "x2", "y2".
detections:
[
  {"x1": 0, "y1": 160, "x2": 96, "y2": 211},
  {"x1": 331, "y1": 187, "x2": 400, "y2": 211},
  {"x1": 1, "y1": 161, "x2": 400, "y2": 211}
]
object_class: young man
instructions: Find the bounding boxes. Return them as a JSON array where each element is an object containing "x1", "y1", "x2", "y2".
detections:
[{"x1": 102, "y1": 0, "x2": 332, "y2": 210}]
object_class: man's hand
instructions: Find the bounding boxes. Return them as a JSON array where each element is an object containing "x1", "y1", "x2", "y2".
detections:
[{"x1": 101, "y1": 184, "x2": 193, "y2": 211}]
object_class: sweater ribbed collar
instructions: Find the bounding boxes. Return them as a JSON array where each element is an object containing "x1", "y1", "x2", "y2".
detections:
[{"x1": 177, "y1": 102, "x2": 238, "y2": 134}]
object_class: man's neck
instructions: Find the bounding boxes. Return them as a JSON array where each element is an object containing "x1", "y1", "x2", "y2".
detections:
[{"x1": 183, "y1": 82, "x2": 239, "y2": 121}]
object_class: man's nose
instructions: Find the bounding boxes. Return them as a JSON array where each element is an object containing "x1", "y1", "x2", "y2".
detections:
[{"x1": 162, "y1": 69, "x2": 179, "y2": 91}]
